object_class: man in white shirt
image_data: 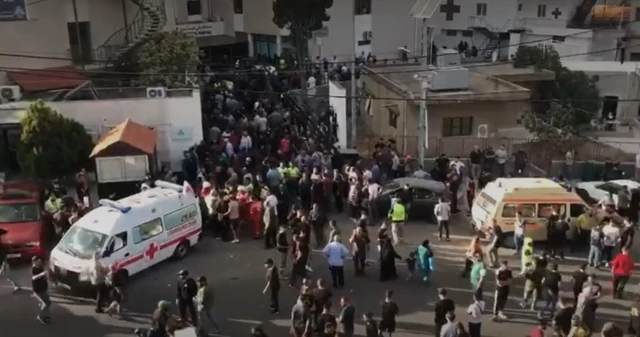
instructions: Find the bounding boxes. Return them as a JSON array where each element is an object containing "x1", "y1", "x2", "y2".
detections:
[
  {"x1": 322, "y1": 235, "x2": 349, "y2": 288},
  {"x1": 434, "y1": 198, "x2": 451, "y2": 241},
  {"x1": 367, "y1": 180, "x2": 382, "y2": 222},
  {"x1": 467, "y1": 292, "x2": 485, "y2": 336},
  {"x1": 602, "y1": 221, "x2": 620, "y2": 267},
  {"x1": 264, "y1": 192, "x2": 278, "y2": 214},
  {"x1": 307, "y1": 75, "x2": 317, "y2": 97},
  {"x1": 495, "y1": 145, "x2": 507, "y2": 177},
  {"x1": 514, "y1": 212, "x2": 525, "y2": 255}
]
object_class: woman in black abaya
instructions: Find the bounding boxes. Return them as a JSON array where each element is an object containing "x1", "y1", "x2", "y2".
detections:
[{"x1": 379, "y1": 233, "x2": 402, "y2": 281}]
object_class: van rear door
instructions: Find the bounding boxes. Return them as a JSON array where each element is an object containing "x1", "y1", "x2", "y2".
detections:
[{"x1": 472, "y1": 192, "x2": 497, "y2": 230}]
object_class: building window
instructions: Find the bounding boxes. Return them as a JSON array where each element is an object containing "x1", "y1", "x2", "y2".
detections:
[
  {"x1": 630, "y1": 52, "x2": 640, "y2": 61},
  {"x1": 385, "y1": 104, "x2": 400, "y2": 128},
  {"x1": 518, "y1": 4, "x2": 522, "y2": 11},
  {"x1": 446, "y1": 30, "x2": 457, "y2": 36},
  {"x1": 187, "y1": 0, "x2": 202, "y2": 16},
  {"x1": 355, "y1": 0, "x2": 371, "y2": 15},
  {"x1": 442, "y1": 116, "x2": 473, "y2": 136},
  {"x1": 234, "y1": 0, "x2": 243, "y2": 14},
  {"x1": 476, "y1": 3, "x2": 487, "y2": 16},
  {"x1": 551, "y1": 35, "x2": 565, "y2": 43},
  {"x1": 602, "y1": 96, "x2": 619, "y2": 118},
  {"x1": 254, "y1": 34, "x2": 277, "y2": 57},
  {"x1": 537, "y1": 4, "x2": 546, "y2": 18},
  {"x1": 67, "y1": 21, "x2": 92, "y2": 65},
  {"x1": 462, "y1": 30, "x2": 473, "y2": 37}
]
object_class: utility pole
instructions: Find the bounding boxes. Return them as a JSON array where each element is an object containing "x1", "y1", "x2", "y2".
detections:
[
  {"x1": 417, "y1": 22, "x2": 430, "y2": 164},
  {"x1": 350, "y1": 60, "x2": 357, "y2": 149}
]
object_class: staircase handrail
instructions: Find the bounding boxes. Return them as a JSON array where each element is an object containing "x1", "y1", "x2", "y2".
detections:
[{"x1": 93, "y1": 0, "x2": 166, "y2": 63}]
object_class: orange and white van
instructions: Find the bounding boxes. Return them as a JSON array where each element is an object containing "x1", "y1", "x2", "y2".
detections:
[
  {"x1": 49, "y1": 181, "x2": 202, "y2": 290},
  {"x1": 471, "y1": 178, "x2": 593, "y2": 244}
]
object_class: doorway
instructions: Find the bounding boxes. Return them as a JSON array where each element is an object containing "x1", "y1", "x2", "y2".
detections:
[
  {"x1": 67, "y1": 21, "x2": 92, "y2": 65},
  {"x1": 0, "y1": 125, "x2": 21, "y2": 174}
]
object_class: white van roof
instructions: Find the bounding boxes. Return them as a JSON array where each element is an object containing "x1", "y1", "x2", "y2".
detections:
[
  {"x1": 74, "y1": 181, "x2": 196, "y2": 235},
  {"x1": 483, "y1": 178, "x2": 582, "y2": 202}
]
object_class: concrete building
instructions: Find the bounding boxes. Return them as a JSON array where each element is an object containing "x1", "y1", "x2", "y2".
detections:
[
  {"x1": 359, "y1": 62, "x2": 553, "y2": 157},
  {"x1": 0, "y1": 0, "x2": 294, "y2": 87},
  {"x1": 307, "y1": 0, "x2": 418, "y2": 61}
]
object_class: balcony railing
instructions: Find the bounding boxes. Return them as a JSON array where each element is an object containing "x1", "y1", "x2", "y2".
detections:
[
  {"x1": 93, "y1": 0, "x2": 166, "y2": 64},
  {"x1": 468, "y1": 17, "x2": 526, "y2": 32}
]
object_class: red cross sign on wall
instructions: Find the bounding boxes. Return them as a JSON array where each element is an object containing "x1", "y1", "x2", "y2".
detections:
[{"x1": 145, "y1": 242, "x2": 160, "y2": 260}]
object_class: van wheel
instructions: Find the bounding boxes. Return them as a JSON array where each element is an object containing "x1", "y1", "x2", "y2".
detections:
[{"x1": 174, "y1": 241, "x2": 190, "y2": 259}]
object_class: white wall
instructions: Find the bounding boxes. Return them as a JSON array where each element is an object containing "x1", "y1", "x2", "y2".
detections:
[
  {"x1": 308, "y1": 0, "x2": 355, "y2": 61},
  {"x1": 371, "y1": 0, "x2": 416, "y2": 60},
  {"x1": 354, "y1": 14, "x2": 372, "y2": 57},
  {"x1": 0, "y1": 92, "x2": 204, "y2": 170},
  {"x1": 432, "y1": 29, "x2": 486, "y2": 51},
  {"x1": 329, "y1": 81, "x2": 348, "y2": 149}
]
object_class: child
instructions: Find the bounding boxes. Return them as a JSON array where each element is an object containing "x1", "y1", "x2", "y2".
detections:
[
  {"x1": 363, "y1": 311, "x2": 379, "y2": 337},
  {"x1": 405, "y1": 252, "x2": 417, "y2": 281}
]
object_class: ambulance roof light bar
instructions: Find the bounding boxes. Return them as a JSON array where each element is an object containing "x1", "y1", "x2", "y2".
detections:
[
  {"x1": 155, "y1": 180, "x2": 183, "y2": 192},
  {"x1": 99, "y1": 199, "x2": 132, "y2": 213}
]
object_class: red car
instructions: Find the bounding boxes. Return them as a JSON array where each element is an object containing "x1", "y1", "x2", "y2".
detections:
[{"x1": 0, "y1": 181, "x2": 47, "y2": 259}]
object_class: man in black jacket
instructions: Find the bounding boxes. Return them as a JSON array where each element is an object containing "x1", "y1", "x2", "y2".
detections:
[
  {"x1": 434, "y1": 288, "x2": 455, "y2": 337},
  {"x1": 176, "y1": 270, "x2": 198, "y2": 325}
]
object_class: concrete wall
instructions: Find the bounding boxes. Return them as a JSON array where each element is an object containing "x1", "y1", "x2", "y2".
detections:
[
  {"x1": 241, "y1": 0, "x2": 282, "y2": 36},
  {"x1": 548, "y1": 160, "x2": 636, "y2": 181},
  {"x1": 0, "y1": 92, "x2": 204, "y2": 170},
  {"x1": 308, "y1": 0, "x2": 356, "y2": 61},
  {"x1": 370, "y1": 0, "x2": 416, "y2": 60},
  {"x1": 0, "y1": 0, "x2": 139, "y2": 84}
]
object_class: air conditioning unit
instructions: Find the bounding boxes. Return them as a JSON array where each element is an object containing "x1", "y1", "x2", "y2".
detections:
[
  {"x1": 146, "y1": 87, "x2": 166, "y2": 98},
  {"x1": 428, "y1": 67, "x2": 469, "y2": 91},
  {"x1": 0, "y1": 85, "x2": 22, "y2": 103},
  {"x1": 477, "y1": 124, "x2": 489, "y2": 138}
]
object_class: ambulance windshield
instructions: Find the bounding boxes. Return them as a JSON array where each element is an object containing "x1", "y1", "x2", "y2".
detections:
[{"x1": 58, "y1": 226, "x2": 109, "y2": 259}]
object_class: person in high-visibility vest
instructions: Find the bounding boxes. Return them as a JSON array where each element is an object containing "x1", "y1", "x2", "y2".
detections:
[
  {"x1": 521, "y1": 237, "x2": 534, "y2": 274},
  {"x1": 388, "y1": 198, "x2": 406, "y2": 244}
]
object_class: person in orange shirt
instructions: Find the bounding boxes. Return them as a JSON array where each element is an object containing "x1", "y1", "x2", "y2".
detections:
[
  {"x1": 611, "y1": 247, "x2": 634, "y2": 299},
  {"x1": 462, "y1": 236, "x2": 483, "y2": 278},
  {"x1": 249, "y1": 195, "x2": 263, "y2": 239}
]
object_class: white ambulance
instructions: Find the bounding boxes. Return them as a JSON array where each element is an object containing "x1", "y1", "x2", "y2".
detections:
[{"x1": 49, "y1": 181, "x2": 203, "y2": 290}]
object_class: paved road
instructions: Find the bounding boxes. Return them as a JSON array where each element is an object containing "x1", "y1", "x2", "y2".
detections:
[{"x1": 0, "y1": 214, "x2": 635, "y2": 337}]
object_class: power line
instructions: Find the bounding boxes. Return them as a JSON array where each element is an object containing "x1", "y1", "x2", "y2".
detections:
[
  {"x1": 0, "y1": 40, "x2": 632, "y2": 80},
  {"x1": 0, "y1": 27, "x2": 602, "y2": 71}
]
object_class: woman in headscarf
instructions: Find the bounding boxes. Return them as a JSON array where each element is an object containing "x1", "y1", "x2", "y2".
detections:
[
  {"x1": 416, "y1": 239, "x2": 434, "y2": 283},
  {"x1": 462, "y1": 236, "x2": 483, "y2": 278},
  {"x1": 379, "y1": 234, "x2": 402, "y2": 282}
]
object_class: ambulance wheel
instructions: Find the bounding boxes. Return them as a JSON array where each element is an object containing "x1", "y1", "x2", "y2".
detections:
[
  {"x1": 115, "y1": 270, "x2": 129, "y2": 286},
  {"x1": 174, "y1": 241, "x2": 190, "y2": 259}
]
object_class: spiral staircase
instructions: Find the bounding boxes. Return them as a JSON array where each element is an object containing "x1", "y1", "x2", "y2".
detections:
[{"x1": 93, "y1": 0, "x2": 166, "y2": 67}]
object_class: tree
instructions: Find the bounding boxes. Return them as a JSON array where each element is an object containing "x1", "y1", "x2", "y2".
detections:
[
  {"x1": 135, "y1": 31, "x2": 199, "y2": 87},
  {"x1": 272, "y1": 0, "x2": 333, "y2": 63},
  {"x1": 514, "y1": 45, "x2": 600, "y2": 136},
  {"x1": 19, "y1": 101, "x2": 93, "y2": 179}
]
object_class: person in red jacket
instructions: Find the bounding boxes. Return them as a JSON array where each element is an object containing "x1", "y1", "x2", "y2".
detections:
[
  {"x1": 249, "y1": 196, "x2": 263, "y2": 239},
  {"x1": 611, "y1": 247, "x2": 634, "y2": 299}
]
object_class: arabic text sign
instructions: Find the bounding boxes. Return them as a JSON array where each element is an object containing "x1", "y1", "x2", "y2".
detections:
[
  {"x1": 0, "y1": 0, "x2": 28, "y2": 22},
  {"x1": 177, "y1": 22, "x2": 224, "y2": 37}
]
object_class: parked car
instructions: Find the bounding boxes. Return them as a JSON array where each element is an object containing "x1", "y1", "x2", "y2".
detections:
[
  {"x1": 375, "y1": 177, "x2": 447, "y2": 222},
  {"x1": 573, "y1": 179, "x2": 640, "y2": 205},
  {"x1": 0, "y1": 180, "x2": 48, "y2": 259}
]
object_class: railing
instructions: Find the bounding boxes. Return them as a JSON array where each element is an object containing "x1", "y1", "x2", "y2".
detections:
[
  {"x1": 468, "y1": 17, "x2": 526, "y2": 32},
  {"x1": 93, "y1": 0, "x2": 166, "y2": 64},
  {"x1": 355, "y1": 135, "x2": 637, "y2": 171}
]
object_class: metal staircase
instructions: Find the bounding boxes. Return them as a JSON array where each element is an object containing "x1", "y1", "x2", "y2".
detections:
[
  {"x1": 568, "y1": 0, "x2": 597, "y2": 28},
  {"x1": 93, "y1": 0, "x2": 166, "y2": 66},
  {"x1": 480, "y1": 38, "x2": 499, "y2": 59}
]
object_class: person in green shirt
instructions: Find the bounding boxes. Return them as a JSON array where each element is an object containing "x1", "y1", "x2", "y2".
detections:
[{"x1": 469, "y1": 254, "x2": 486, "y2": 300}]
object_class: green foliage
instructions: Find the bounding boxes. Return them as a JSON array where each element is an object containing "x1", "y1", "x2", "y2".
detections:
[
  {"x1": 272, "y1": 0, "x2": 333, "y2": 62},
  {"x1": 18, "y1": 101, "x2": 93, "y2": 179},
  {"x1": 135, "y1": 31, "x2": 199, "y2": 87},
  {"x1": 513, "y1": 45, "x2": 601, "y2": 137}
]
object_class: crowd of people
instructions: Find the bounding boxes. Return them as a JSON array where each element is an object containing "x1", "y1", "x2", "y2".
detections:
[{"x1": 0, "y1": 59, "x2": 637, "y2": 337}]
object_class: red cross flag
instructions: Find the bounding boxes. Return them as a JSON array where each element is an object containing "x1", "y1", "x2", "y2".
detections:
[{"x1": 182, "y1": 181, "x2": 194, "y2": 196}]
